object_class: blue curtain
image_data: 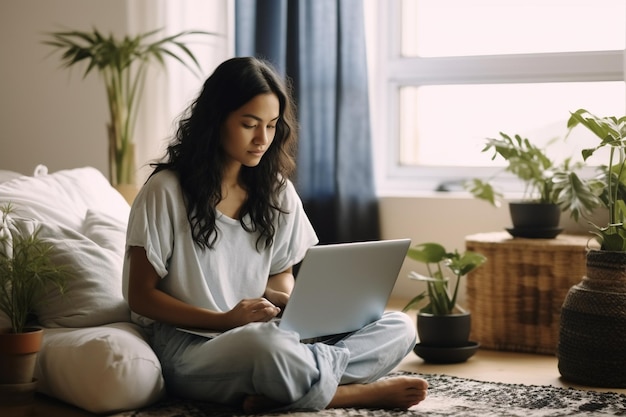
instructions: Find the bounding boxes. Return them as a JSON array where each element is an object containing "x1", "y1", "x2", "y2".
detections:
[{"x1": 236, "y1": 0, "x2": 380, "y2": 244}]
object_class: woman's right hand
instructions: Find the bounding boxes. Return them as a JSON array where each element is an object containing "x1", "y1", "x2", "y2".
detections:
[{"x1": 225, "y1": 298, "x2": 281, "y2": 328}]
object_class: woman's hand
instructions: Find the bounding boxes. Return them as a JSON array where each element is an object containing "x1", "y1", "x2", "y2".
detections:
[{"x1": 225, "y1": 298, "x2": 281, "y2": 327}]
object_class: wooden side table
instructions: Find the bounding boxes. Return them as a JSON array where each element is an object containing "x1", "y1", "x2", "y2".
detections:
[{"x1": 465, "y1": 232, "x2": 593, "y2": 355}]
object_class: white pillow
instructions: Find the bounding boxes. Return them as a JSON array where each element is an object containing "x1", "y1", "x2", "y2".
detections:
[
  {"x1": 0, "y1": 167, "x2": 131, "y2": 327},
  {"x1": 82, "y1": 209, "x2": 127, "y2": 253},
  {"x1": 0, "y1": 169, "x2": 22, "y2": 184},
  {"x1": 35, "y1": 323, "x2": 165, "y2": 414},
  {"x1": 0, "y1": 166, "x2": 129, "y2": 232},
  {"x1": 10, "y1": 217, "x2": 131, "y2": 327}
]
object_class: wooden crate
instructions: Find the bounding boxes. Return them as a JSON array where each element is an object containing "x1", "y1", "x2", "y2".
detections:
[{"x1": 465, "y1": 232, "x2": 591, "y2": 355}]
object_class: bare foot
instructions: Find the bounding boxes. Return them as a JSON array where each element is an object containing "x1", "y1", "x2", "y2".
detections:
[
  {"x1": 242, "y1": 394, "x2": 285, "y2": 414},
  {"x1": 327, "y1": 376, "x2": 429, "y2": 410}
]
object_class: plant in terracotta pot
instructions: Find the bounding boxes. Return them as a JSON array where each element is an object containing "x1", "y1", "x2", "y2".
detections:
[
  {"x1": 558, "y1": 109, "x2": 626, "y2": 388},
  {"x1": 43, "y1": 28, "x2": 215, "y2": 196},
  {"x1": 465, "y1": 132, "x2": 600, "y2": 238},
  {"x1": 0, "y1": 203, "x2": 69, "y2": 392},
  {"x1": 402, "y1": 242, "x2": 486, "y2": 363}
]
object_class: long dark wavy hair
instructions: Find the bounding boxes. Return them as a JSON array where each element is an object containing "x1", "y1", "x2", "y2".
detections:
[{"x1": 151, "y1": 57, "x2": 298, "y2": 250}]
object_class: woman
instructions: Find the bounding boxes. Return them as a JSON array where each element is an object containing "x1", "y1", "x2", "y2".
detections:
[{"x1": 123, "y1": 56, "x2": 428, "y2": 412}]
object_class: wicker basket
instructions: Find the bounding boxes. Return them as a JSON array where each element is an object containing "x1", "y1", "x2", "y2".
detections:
[{"x1": 465, "y1": 232, "x2": 592, "y2": 355}]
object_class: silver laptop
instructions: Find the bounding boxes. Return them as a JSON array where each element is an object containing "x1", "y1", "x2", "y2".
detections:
[
  {"x1": 178, "y1": 238, "x2": 411, "y2": 340},
  {"x1": 278, "y1": 238, "x2": 411, "y2": 340}
]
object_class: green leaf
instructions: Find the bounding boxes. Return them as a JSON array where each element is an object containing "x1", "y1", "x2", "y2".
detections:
[
  {"x1": 401, "y1": 292, "x2": 428, "y2": 312},
  {"x1": 407, "y1": 243, "x2": 447, "y2": 264},
  {"x1": 552, "y1": 171, "x2": 602, "y2": 222},
  {"x1": 453, "y1": 251, "x2": 488, "y2": 276},
  {"x1": 464, "y1": 179, "x2": 503, "y2": 207}
]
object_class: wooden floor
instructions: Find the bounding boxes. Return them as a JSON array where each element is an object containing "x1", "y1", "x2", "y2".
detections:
[{"x1": 396, "y1": 347, "x2": 626, "y2": 395}]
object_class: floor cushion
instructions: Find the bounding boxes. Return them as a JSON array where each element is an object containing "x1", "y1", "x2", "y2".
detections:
[{"x1": 36, "y1": 323, "x2": 165, "y2": 414}]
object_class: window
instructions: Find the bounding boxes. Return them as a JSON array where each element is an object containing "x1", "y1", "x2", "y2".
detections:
[{"x1": 368, "y1": 0, "x2": 626, "y2": 195}]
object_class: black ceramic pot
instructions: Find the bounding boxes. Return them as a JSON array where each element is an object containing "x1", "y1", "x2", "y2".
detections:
[
  {"x1": 413, "y1": 312, "x2": 479, "y2": 363},
  {"x1": 507, "y1": 202, "x2": 563, "y2": 238},
  {"x1": 417, "y1": 312, "x2": 471, "y2": 347}
]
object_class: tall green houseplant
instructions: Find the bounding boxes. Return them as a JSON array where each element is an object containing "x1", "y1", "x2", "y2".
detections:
[{"x1": 44, "y1": 28, "x2": 212, "y2": 186}]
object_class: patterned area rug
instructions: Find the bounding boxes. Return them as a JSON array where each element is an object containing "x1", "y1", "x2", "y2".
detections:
[{"x1": 112, "y1": 372, "x2": 626, "y2": 417}]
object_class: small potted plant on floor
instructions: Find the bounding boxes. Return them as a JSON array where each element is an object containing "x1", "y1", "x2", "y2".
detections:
[
  {"x1": 0, "y1": 203, "x2": 70, "y2": 406},
  {"x1": 402, "y1": 242, "x2": 486, "y2": 363},
  {"x1": 558, "y1": 109, "x2": 626, "y2": 388},
  {"x1": 465, "y1": 132, "x2": 600, "y2": 238}
]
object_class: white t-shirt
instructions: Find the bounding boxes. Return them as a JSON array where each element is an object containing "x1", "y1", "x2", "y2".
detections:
[{"x1": 122, "y1": 170, "x2": 319, "y2": 326}]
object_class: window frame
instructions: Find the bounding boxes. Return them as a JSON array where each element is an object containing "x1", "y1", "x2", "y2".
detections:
[{"x1": 370, "y1": 0, "x2": 625, "y2": 196}]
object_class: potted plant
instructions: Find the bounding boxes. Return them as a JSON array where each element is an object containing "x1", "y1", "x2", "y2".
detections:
[
  {"x1": 43, "y1": 28, "x2": 214, "y2": 197},
  {"x1": 465, "y1": 132, "x2": 600, "y2": 238},
  {"x1": 557, "y1": 109, "x2": 626, "y2": 388},
  {"x1": 0, "y1": 203, "x2": 69, "y2": 407},
  {"x1": 401, "y1": 242, "x2": 486, "y2": 363}
]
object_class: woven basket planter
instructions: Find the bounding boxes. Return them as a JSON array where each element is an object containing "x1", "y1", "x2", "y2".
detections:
[{"x1": 557, "y1": 249, "x2": 626, "y2": 388}]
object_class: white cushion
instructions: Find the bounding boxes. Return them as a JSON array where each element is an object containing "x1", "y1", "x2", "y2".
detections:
[
  {"x1": 0, "y1": 169, "x2": 22, "y2": 184},
  {"x1": 82, "y1": 209, "x2": 127, "y2": 253},
  {"x1": 0, "y1": 166, "x2": 129, "y2": 232},
  {"x1": 32, "y1": 218, "x2": 130, "y2": 327},
  {"x1": 35, "y1": 323, "x2": 165, "y2": 414},
  {"x1": 0, "y1": 214, "x2": 129, "y2": 328},
  {"x1": 0, "y1": 167, "x2": 131, "y2": 327}
]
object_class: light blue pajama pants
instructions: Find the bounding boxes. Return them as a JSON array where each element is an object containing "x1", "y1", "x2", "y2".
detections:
[{"x1": 150, "y1": 311, "x2": 416, "y2": 411}]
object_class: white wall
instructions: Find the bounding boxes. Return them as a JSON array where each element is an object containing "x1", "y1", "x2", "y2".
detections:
[
  {"x1": 1, "y1": 0, "x2": 126, "y2": 176},
  {"x1": 0, "y1": 0, "x2": 230, "y2": 182}
]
